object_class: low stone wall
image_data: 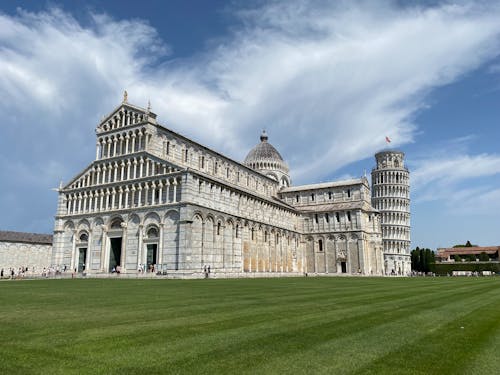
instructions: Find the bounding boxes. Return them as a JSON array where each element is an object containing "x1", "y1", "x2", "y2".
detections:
[{"x1": 0, "y1": 241, "x2": 52, "y2": 273}]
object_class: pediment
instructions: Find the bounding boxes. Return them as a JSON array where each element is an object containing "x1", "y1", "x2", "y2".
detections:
[
  {"x1": 62, "y1": 152, "x2": 182, "y2": 191},
  {"x1": 96, "y1": 100, "x2": 157, "y2": 134}
]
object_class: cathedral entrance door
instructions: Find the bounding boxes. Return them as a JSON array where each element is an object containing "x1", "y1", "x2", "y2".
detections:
[
  {"x1": 146, "y1": 244, "x2": 158, "y2": 272},
  {"x1": 341, "y1": 261, "x2": 347, "y2": 273},
  {"x1": 78, "y1": 248, "x2": 87, "y2": 272},
  {"x1": 109, "y1": 237, "x2": 122, "y2": 272}
]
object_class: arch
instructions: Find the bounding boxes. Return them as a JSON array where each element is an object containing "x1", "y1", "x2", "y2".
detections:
[
  {"x1": 128, "y1": 213, "x2": 141, "y2": 225},
  {"x1": 144, "y1": 211, "x2": 161, "y2": 223},
  {"x1": 78, "y1": 231, "x2": 89, "y2": 242},
  {"x1": 191, "y1": 210, "x2": 205, "y2": 222},
  {"x1": 93, "y1": 217, "x2": 104, "y2": 228},
  {"x1": 146, "y1": 225, "x2": 159, "y2": 239},
  {"x1": 77, "y1": 219, "x2": 91, "y2": 230},
  {"x1": 64, "y1": 220, "x2": 75, "y2": 230},
  {"x1": 108, "y1": 216, "x2": 124, "y2": 228}
]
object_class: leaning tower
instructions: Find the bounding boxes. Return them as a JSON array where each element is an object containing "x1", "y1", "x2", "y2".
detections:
[{"x1": 371, "y1": 150, "x2": 411, "y2": 275}]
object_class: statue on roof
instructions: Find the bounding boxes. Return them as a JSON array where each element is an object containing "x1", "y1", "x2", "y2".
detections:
[{"x1": 123, "y1": 90, "x2": 128, "y2": 103}]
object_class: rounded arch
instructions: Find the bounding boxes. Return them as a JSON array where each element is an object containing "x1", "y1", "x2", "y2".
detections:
[
  {"x1": 144, "y1": 211, "x2": 161, "y2": 225},
  {"x1": 128, "y1": 213, "x2": 141, "y2": 226},
  {"x1": 78, "y1": 230, "x2": 89, "y2": 242},
  {"x1": 164, "y1": 210, "x2": 180, "y2": 224},
  {"x1": 93, "y1": 217, "x2": 104, "y2": 228},
  {"x1": 108, "y1": 215, "x2": 124, "y2": 228},
  {"x1": 77, "y1": 219, "x2": 91, "y2": 230},
  {"x1": 64, "y1": 220, "x2": 75, "y2": 231},
  {"x1": 145, "y1": 225, "x2": 159, "y2": 239}
]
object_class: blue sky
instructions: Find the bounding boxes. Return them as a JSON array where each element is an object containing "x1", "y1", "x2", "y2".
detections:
[{"x1": 1, "y1": 0, "x2": 500, "y2": 249}]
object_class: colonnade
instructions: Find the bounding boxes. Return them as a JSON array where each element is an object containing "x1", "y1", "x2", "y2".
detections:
[
  {"x1": 100, "y1": 108, "x2": 147, "y2": 132},
  {"x1": 66, "y1": 177, "x2": 181, "y2": 215},
  {"x1": 96, "y1": 128, "x2": 151, "y2": 160},
  {"x1": 69, "y1": 157, "x2": 180, "y2": 189},
  {"x1": 373, "y1": 185, "x2": 409, "y2": 198},
  {"x1": 372, "y1": 170, "x2": 409, "y2": 185},
  {"x1": 382, "y1": 226, "x2": 410, "y2": 241},
  {"x1": 305, "y1": 211, "x2": 361, "y2": 232}
]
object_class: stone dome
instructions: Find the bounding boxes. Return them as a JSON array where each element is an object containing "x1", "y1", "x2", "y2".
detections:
[
  {"x1": 244, "y1": 131, "x2": 291, "y2": 188},
  {"x1": 244, "y1": 131, "x2": 286, "y2": 165}
]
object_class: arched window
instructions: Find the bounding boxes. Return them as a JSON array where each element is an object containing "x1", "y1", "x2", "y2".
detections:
[
  {"x1": 217, "y1": 222, "x2": 221, "y2": 236},
  {"x1": 110, "y1": 218, "x2": 122, "y2": 229},
  {"x1": 318, "y1": 239, "x2": 323, "y2": 252},
  {"x1": 147, "y1": 227, "x2": 158, "y2": 238},
  {"x1": 79, "y1": 232, "x2": 89, "y2": 242}
]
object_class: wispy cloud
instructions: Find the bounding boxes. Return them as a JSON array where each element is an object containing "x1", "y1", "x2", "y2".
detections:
[{"x1": 2, "y1": 1, "x2": 500, "y2": 231}]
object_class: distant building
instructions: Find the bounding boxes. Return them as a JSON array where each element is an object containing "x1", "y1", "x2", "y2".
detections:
[
  {"x1": 436, "y1": 246, "x2": 500, "y2": 262},
  {"x1": 0, "y1": 230, "x2": 52, "y2": 271},
  {"x1": 50, "y1": 95, "x2": 409, "y2": 277}
]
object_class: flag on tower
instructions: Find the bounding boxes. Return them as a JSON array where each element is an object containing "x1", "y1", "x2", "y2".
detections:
[{"x1": 385, "y1": 136, "x2": 391, "y2": 144}]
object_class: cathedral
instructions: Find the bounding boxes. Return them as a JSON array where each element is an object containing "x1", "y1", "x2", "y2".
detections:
[{"x1": 51, "y1": 94, "x2": 411, "y2": 277}]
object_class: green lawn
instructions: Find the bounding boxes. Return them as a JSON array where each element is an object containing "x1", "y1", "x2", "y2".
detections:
[{"x1": 1, "y1": 277, "x2": 500, "y2": 374}]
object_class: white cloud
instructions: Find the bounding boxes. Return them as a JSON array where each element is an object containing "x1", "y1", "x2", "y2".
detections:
[{"x1": 2, "y1": 1, "x2": 500, "y2": 232}]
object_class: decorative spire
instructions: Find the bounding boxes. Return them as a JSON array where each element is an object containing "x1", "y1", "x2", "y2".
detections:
[
  {"x1": 147, "y1": 100, "x2": 151, "y2": 113},
  {"x1": 260, "y1": 130, "x2": 268, "y2": 142},
  {"x1": 123, "y1": 90, "x2": 128, "y2": 103}
]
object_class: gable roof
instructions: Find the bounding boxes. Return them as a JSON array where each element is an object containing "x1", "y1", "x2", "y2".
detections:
[{"x1": 0, "y1": 230, "x2": 53, "y2": 245}]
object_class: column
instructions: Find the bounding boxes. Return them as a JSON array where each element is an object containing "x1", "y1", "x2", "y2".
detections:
[
  {"x1": 82, "y1": 192, "x2": 88, "y2": 213},
  {"x1": 126, "y1": 160, "x2": 131, "y2": 180},
  {"x1": 77, "y1": 193, "x2": 83, "y2": 213},
  {"x1": 137, "y1": 224, "x2": 144, "y2": 270},
  {"x1": 96, "y1": 142, "x2": 100, "y2": 160},
  {"x1": 172, "y1": 179, "x2": 177, "y2": 203},
  {"x1": 131, "y1": 134, "x2": 136, "y2": 152},
  {"x1": 157, "y1": 181, "x2": 163, "y2": 204},
  {"x1": 158, "y1": 223, "x2": 164, "y2": 267},
  {"x1": 125, "y1": 134, "x2": 130, "y2": 154},
  {"x1": 85, "y1": 229, "x2": 92, "y2": 273},
  {"x1": 99, "y1": 190, "x2": 104, "y2": 211},
  {"x1": 139, "y1": 158, "x2": 144, "y2": 178},
  {"x1": 131, "y1": 185, "x2": 136, "y2": 207},
  {"x1": 151, "y1": 182, "x2": 156, "y2": 205},
  {"x1": 70, "y1": 229, "x2": 77, "y2": 272},
  {"x1": 111, "y1": 188, "x2": 116, "y2": 210},
  {"x1": 106, "y1": 139, "x2": 111, "y2": 158},
  {"x1": 113, "y1": 162, "x2": 118, "y2": 182},
  {"x1": 145, "y1": 159, "x2": 150, "y2": 176},
  {"x1": 118, "y1": 135, "x2": 124, "y2": 156},
  {"x1": 108, "y1": 163, "x2": 113, "y2": 183},
  {"x1": 105, "y1": 189, "x2": 111, "y2": 210},
  {"x1": 133, "y1": 159, "x2": 138, "y2": 179},
  {"x1": 96, "y1": 167, "x2": 101, "y2": 185},
  {"x1": 165, "y1": 180, "x2": 170, "y2": 203},
  {"x1": 144, "y1": 183, "x2": 149, "y2": 206},
  {"x1": 112, "y1": 137, "x2": 117, "y2": 157},
  {"x1": 120, "y1": 222, "x2": 127, "y2": 271},
  {"x1": 118, "y1": 187, "x2": 123, "y2": 209},
  {"x1": 100, "y1": 225, "x2": 107, "y2": 272},
  {"x1": 120, "y1": 161, "x2": 125, "y2": 181},
  {"x1": 124, "y1": 186, "x2": 129, "y2": 209},
  {"x1": 137, "y1": 185, "x2": 142, "y2": 207},
  {"x1": 138, "y1": 131, "x2": 143, "y2": 152}
]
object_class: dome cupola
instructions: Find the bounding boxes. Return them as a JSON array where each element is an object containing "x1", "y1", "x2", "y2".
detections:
[{"x1": 244, "y1": 130, "x2": 291, "y2": 188}]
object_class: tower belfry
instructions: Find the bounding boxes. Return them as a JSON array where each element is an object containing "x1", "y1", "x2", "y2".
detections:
[{"x1": 371, "y1": 150, "x2": 411, "y2": 275}]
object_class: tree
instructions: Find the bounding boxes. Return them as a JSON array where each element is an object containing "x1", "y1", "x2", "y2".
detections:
[
  {"x1": 453, "y1": 254, "x2": 461, "y2": 262},
  {"x1": 479, "y1": 252, "x2": 490, "y2": 262},
  {"x1": 465, "y1": 240, "x2": 473, "y2": 247},
  {"x1": 411, "y1": 247, "x2": 436, "y2": 272}
]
